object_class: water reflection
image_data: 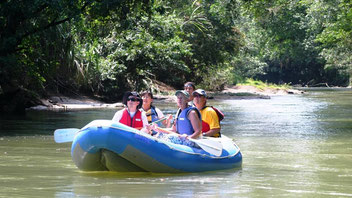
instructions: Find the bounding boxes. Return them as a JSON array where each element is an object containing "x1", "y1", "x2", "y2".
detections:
[
  {"x1": 56, "y1": 170, "x2": 243, "y2": 198},
  {"x1": 1, "y1": 89, "x2": 352, "y2": 197}
]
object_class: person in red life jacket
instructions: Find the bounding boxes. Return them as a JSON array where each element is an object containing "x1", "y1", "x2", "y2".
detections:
[
  {"x1": 140, "y1": 91, "x2": 172, "y2": 127},
  {"x1": 112, "y1": 91, "x2": 151, "y2": 134},
  {"x1": 184, "y1": 82, "x2": 196, "y2": 106},
  {"x1": 154, "y1": 90, "x2": 202, "y2": 139},
  {"x1": 192, "y1": 89, "x2": 221, "y2": 137}
]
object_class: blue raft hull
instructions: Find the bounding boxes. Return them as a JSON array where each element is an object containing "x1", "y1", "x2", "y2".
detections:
[{"x1": 71, "y1": 120, "x2": 242, "y2": 173}]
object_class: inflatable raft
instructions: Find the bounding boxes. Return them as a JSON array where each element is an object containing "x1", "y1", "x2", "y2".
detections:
[{"x1": 71, "y1": 120, "x2": 242, "y2": 173}]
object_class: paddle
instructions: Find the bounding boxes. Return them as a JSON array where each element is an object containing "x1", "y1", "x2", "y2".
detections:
[
  {"x1": 54, "y1": 128, "x2": 80, "y2": 143},
  {"x1": 53, "y1": 117, "x2": 168, "y2": 143},
  {"x1": 151, "y1": 117, "x2": 167, "y2": 125},
  {"x1": 155, "y1": 127, "x2": 223, "y2": 156}
]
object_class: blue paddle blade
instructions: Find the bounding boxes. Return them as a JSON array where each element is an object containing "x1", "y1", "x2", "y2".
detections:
[{"x1": 54, "y1": 128, "x2": 80, "y2": 143}]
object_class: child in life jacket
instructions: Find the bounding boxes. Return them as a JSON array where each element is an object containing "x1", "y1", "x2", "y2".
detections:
[{"x1": 140, "y1": 90, "x2": 172, "y2": 128}]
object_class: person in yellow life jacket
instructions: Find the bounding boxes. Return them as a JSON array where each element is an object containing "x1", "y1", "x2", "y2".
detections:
[
  {"x1": 192, "y1": 89, "x2": 221, "y2": 137},
  {"x1": 112, "y1": 91, "x2": 152, "y2": 134},
  {"x1": 140, "y1": 91, "x2": 172, "y2": 127}
]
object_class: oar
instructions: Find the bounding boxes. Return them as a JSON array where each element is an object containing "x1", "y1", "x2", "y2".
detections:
[
  {"x1": 155, "y1": 127, "x2": 223, "y2": 156},
  {"x1": 151, "y1": 117, "x2": 167, "y2": 125},
  {"x1": 54, "y1": 128, "x2": 80, "y2": 143},
  {"x1": 53, "y1": 117, "x2": 168, "y2": 143}
]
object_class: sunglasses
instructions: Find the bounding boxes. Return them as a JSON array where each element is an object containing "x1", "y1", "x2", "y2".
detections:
[{"x1": 127, "y1": 97, "x2": 138, "y2": 102}]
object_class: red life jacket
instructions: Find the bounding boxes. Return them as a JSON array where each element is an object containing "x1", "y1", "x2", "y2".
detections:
[
  {"x1": 119, "y1": 109, "x2": 144, "y2": 130},
  {"x1": 202, "y1": 120, "x2": 211, "y2": 132}
]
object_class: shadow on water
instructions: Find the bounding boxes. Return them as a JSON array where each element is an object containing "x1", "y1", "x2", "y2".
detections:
[{"x1": 0, "y1": 109, "x2": 116, "y2": 136}]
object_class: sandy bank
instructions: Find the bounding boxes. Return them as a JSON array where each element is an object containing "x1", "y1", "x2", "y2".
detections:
[
  {"x1": 29, "y1": 96, "x2": 124, "y2": 111},
  {"x1": 28, "y1": 85, "x2": 303, "y2": 111}
]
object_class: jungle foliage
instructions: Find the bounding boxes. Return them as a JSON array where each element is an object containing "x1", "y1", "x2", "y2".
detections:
[{"x1": 1, "y1": 0, "x2": 351, "y2": 113}]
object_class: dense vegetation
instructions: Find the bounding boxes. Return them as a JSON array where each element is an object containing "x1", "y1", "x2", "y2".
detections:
[{"x1": 1, "y1": 0, "x2": 351, "y2": 113}]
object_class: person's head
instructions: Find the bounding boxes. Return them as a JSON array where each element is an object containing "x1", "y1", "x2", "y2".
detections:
[
  {"x1": 141, "y1": 91, "x2": 153, "y2": 109},
  {"x1": 192, "y1": 89, "x2": 207, "y2": 108},
  {"x1": 184, "y1": 82, "x2": 196, "y2": 99},
  {"x1": 175, "y1": 90, "x2": 190, "y2": 109},
  {"x1": 122, "y1": 91, "x2": 143, "y2": 111}
]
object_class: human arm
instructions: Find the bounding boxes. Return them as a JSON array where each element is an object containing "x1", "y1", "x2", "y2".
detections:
[
  {"x1": 152, "y1": 111, "x2": 176, "y2": 133},
  {"x1": 152, "y1": 121, "x2": 177, "y2": 133},
  {"x1": 187, "y1": 110, "x2": 202, "y2": 139},
  {"x1": 140, "y1": 111, "x2": 152, "y2": 134},
  {"x1": 112, "y1": 109, "x2": 123, "y2": 122},
  {"x1": 153, "y1": 126, "x2": 178, "y2": 135},
  {"x1": 203, "y1": 127, "x2": 220, "y2": 137},
  {"x1": 162, "y1": 114, "x2": 173, "y2": 128},
  {"x1": 154, "y1": 108, "x2": 168, "y2": 127}
]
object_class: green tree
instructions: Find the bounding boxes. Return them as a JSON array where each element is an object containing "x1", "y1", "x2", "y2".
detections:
[
  {"x1": 239, "y1": 0, "x2": 326, "y2": 85},
  {"x1": 0, "y1": 0, "x2": 152, "y2": 113},
  {"x1": 231, "y1": 7, "x2": 268, "y2": 84},
  {"x1": 70, "y1": 1, "x2": 192, "y2": 101},
  {"x1": 307, "y1": 0, "x2": 352, "y2": 85},
  {"x1": 171, "y1": 0, "x2": 243, "y2": 89}
]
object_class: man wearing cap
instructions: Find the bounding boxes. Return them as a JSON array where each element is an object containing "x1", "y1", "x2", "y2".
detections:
[
  {"x1": 155, "y1": 90, "x2": 202, "y2": 139},
  {"x1": 193, "y1": 89, "x2": 221, "y2": 137},
  {"x1": 112, "y1": 91, "x2": 151, "y2": 134}
]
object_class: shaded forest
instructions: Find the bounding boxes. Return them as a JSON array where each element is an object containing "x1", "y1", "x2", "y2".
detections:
[{"x1": 1, "y1": 0, "x2": 351, "y2": 114}]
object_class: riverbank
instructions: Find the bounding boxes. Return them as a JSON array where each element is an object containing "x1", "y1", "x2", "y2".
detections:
[{"x1": 28, "y1": 85, "x2": 303, "y2": 111}]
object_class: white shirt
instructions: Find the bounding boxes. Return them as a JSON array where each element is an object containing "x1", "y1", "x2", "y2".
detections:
[{"x1": 112, "y1": 108, "x2": 149, "y2": 127}]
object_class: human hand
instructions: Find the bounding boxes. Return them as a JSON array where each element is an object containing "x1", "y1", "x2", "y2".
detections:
[
  {"x1": 180, "y1": 133, "x2": 188, "y2": 140},
  {"x1": 149, "y1": 123, "x2": 158, "y2": 131},
  {"x1": 140, "y1": 127, "x2": 152, "y2": 135},
  {"x1": 165, "y1": 114, "x2": 173, "y2": 127}
]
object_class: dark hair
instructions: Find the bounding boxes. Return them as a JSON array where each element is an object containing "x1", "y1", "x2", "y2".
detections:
[
  {"x1": 184, "y1": 82, "x2": 196, "y2": 89},
  {"x1": 122, "y1": 91, "x2": 143, "y2": 109},
  {"x1": 140, "y1": 90, "x2": 153, "y2": 99}
]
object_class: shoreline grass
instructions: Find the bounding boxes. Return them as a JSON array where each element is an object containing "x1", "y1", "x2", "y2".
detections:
[{"x1": 237, "y1": 78, "x2": 291, "y2": 90}]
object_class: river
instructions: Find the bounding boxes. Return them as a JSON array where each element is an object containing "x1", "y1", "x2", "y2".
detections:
[{"x1": 0, "y1": 88, "x2": 351, "y2": 197}]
